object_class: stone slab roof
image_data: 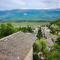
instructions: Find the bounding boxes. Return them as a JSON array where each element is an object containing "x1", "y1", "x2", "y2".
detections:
[{"x1": 0, "y1": 32, "x2": 36, "y2": 60}]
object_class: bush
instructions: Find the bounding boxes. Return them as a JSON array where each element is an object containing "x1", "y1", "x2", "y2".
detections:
[
  {"x1": 55, "y1": 37, "x2": 60, "y2": 45},
  {"x1": 49, "y1": 20, "x2": 60, "y2": 34},
  {"x1": 27, "y1": 25, "x2": 33, "y2": 33},
  {"x1": 0, "y1": 23, "x2": 16, "y2": 38},
  {"x1": 46, "y1": 46, "x2": 60, "y2": 60},
  {"x1": 18, "y1": 25, "x2": 33, "y2": 33},
  {"x1": 0, "y1": 23, "x2": 33, "y2": 38},
  {"x1": 36, "y1": 27, "x2": 42, "y2": 39},
  {"x1": 33, "y1": 54, "x2": 39, "y2": 60},
  {"x1": 46, "y1": 42, "x2": 60, "y2": 60},
  {"x1": 33, "y1": 38, "x2": 49, "y2": 60}
]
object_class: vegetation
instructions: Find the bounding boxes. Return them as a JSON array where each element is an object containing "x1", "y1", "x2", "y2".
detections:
[
  {"x1": 36, "y1": 27, "x2": 42, "y2": 39},
  {"x1": 0, "y1": 20, "x2": 60, "y2": 60},
  {"x1": 18, "y1": 25, "x2": 33, "y2": 33},
  {"x1": 49, "y1": 20, "x2": 60, "y2": 35},
  {"x1": 0, "y1": 23, "x2": 16, "y2": 38},
  {"x1": 33, "y1": 39, "x2": 60, "y2": 60},
  {"x1": 55, "y1": 37, "x2": 60, "y2": 45},
  {"x1": 9, "y1": 22, "x2": 49, "y2": 28},
  {"x1": 33, "y1": 37, "x2": 60, "y2": 60},
  {"x1": 0, "y1": 23, "x2": 33, "y2": 39},
  {"x1": 33, "y1": 20, "x2": 60, "y2": 60},
  {"x1": 50, "y1": 19, "x2": 60, "y2": 26},
  {"x1": 46, "y1": 49, "x2": 60, "y2": 60},
  {"x1": 46, "y1": 37, "x2": 60, "y2": 60},
  {"x1": 33, "y1": 38, "x2": 49, "y2": 60}
]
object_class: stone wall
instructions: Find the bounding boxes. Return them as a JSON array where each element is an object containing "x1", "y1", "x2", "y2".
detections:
[
  {"x1": 24, "y1": 47, "x2": 33, "y2": 60},
  {"x1": 0, "y1": 32, "x2": 36, "y2": 60}
]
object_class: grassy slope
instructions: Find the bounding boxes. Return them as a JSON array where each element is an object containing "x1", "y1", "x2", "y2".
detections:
[{"x1": 51, "y1": 20, "x2": 60, "y2": 26}]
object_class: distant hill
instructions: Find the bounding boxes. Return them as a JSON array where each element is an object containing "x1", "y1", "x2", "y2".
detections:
[{"x1": 0, "y1": 9, "x2": 60, "y2": 22}]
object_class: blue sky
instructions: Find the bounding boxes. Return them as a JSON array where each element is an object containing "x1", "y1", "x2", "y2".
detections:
[{"x1": 0, "y1": 0, "x2": 60, "y2": 10}]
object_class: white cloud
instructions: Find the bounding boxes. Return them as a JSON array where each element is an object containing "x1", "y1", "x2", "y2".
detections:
[{"x1": 0, "y1": 0, "x2": 60, "y2": 10}]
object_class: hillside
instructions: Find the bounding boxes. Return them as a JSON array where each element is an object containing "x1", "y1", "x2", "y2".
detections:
[
  {"x1": 0, "y1": 9, "x2": 60, "y2": 22},
  {"x1": 51, "y1": 19, "x2": 60, "y2": 26}
]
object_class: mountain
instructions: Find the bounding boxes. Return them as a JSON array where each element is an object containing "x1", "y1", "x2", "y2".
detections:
[{"x1": 0, "y1": 9, "x2": 60, "y2": 22}]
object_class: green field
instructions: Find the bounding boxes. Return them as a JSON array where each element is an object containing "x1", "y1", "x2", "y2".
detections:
[
  {"x1": 10, "y1": 22, "x2": 49, "y2": 28},
  {"x1": 0, "y1": 22, "x2": 49, "y2": 28}
]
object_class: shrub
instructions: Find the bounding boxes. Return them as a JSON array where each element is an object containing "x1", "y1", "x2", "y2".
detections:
[
  {"x1": 18, "y1": 25, "x2": 33, "y2": 33},
  {"x1": 36, "y1": 27, "x2": 42, "y2": 39},
  {"x1": 46, "y1": 48, "x2": 60, "y2": 60},
  {"x1": 55, "y1": 37, "x2": 60, "y2": 45},
  {"x1": 0, "y1": 23, "x2": 16, "y2": 38},
  {"x1": 33, "y1": 38, "x2": 49, "y2": 60}
]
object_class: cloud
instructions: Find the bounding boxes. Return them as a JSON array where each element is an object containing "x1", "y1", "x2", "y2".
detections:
[
  {"x1": 0, "y1": 0, "x2": 60, "y2": 10},
  {"x1": 0, "y1": 0, "x2": 27, "y2": 10}
]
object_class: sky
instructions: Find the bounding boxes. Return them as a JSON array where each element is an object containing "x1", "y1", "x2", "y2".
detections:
[{"x1": 0, "y1": 0, "x2": 60, "y2": 10}]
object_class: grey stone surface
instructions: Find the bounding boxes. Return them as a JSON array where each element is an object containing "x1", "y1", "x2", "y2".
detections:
[{"x1": 0, "y1": 32, "x2": 36, "y2": 60}]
